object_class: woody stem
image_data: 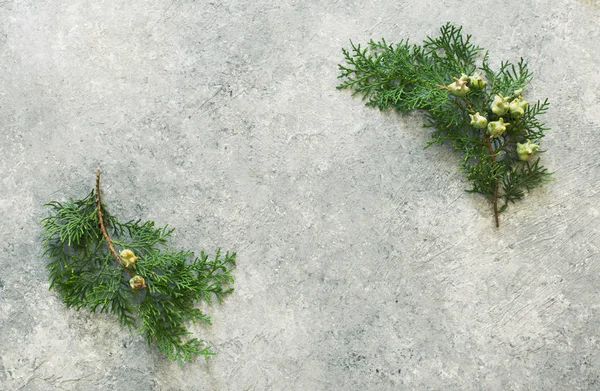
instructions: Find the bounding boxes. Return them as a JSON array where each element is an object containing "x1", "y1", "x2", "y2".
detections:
[
  {"x1": 485, "y1": 137, "x2": 500, "y2": 228},
  {"x1": 95, "y1": 169, "x2": 135, "y2": 277}
]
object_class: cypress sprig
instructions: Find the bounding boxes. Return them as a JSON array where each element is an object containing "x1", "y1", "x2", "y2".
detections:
[
  {"x1": 338, "y1": 23, "x2": 552, "y2": 227},
  {"x1": 41, "y1": 169, "x2": 236, "y2": 362}
]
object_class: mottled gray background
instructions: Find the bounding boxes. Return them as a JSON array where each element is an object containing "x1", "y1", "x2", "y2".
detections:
[{"x1": 1, "y1": 0, "x2": 599, "y2": 390}]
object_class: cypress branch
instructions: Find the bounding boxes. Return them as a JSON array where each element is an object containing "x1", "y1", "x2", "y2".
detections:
[
  {"x1": 338, "y1": 23, "x2": 553, "y2": 227},
  {"x1": 41, "y1": 170, "x2": 236, "y2": 362}
]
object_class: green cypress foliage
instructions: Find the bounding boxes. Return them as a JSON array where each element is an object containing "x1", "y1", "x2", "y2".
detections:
[
  {"x1": 338, "y1": 23, "x2": 552, "y2": 226},
  {"x1": 41, "y1": 170, "x2": 236, "y2": 362}
]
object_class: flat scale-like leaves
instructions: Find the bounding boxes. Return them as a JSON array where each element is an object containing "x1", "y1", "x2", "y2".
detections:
[
  {"x1": 41, "y1": 185, "x2": 235, "y2": 362},
  {"x1": 338, "y1": 23, "x2": 552, "y2": 226}
]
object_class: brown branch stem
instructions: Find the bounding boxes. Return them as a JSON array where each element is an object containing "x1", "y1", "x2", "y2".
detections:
[
  {"x1": 95, "y1": 169, "x2": 135, "y2": 277},
  {"x1": 460, "y1": 96, "x2": 474, "y2": 112},
  {"x1": 485, "y1": 137, "x2": 500, "y2": 228}
]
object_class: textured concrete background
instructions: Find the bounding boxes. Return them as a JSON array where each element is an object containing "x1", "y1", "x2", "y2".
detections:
[{"x1": 1, "y1": 0, "x2": 599, "y2": 390}]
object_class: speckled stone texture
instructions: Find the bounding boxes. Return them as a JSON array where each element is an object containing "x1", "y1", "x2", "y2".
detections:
[{"x1": 1, "y1": 0, "x2": 599, "y2": 390}]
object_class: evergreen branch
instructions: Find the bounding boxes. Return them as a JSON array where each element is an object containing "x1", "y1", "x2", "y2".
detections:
[
  {"x1": 338, "y1": 24, "x2": 552, "y2": 226},
  {"x1": 41, "y1": 170, "x2": 236, "y2": 362}
]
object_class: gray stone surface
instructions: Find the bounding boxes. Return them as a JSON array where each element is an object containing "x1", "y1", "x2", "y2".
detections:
[{"x1": 1, "y1": 0, "x2": 599, "y2": 389}]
